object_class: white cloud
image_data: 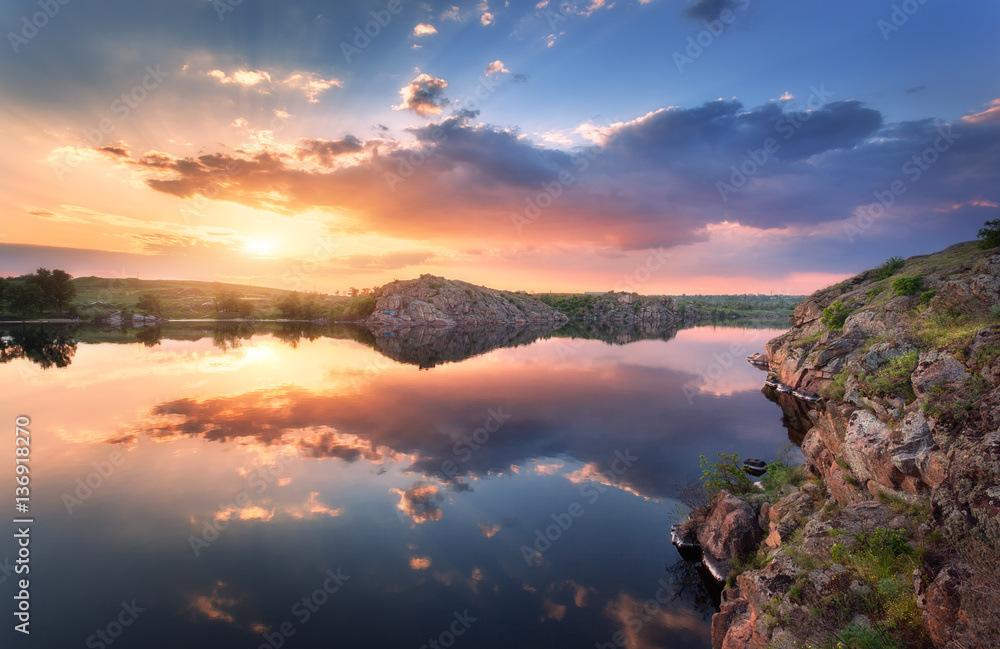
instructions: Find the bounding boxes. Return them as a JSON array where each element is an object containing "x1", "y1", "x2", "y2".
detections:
[
  {"x1": 414, "y1": 23, "x2": 438, "y2": 36},
  {"x1": 478, "y1": 0, "x2": 494, "y2": 25},
  {"x1": 282, "y1": 71, "x2": 343, "y2": 103},
  {"x1": 207, "y1": 69, "x2": 271, "y2": 86},
  {"x1": 205, "y1": 68, "x2": 341, "y2": 103},
  {"x1": 484, "y1": 60, "x2": 509, "y2": 76}
]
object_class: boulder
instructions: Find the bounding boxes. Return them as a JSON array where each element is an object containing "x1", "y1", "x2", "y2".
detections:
[
  {"x1": 696, "y1": 492, "x2": 764, "y2": 582},
  {"x1": 923, "y1": 566, "x2": 966, "y2": 646},
  {"x1": 911, "y1": 349, "x2": 968, "y2": 399}
]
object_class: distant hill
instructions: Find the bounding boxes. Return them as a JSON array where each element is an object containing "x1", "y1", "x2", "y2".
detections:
[{"x1": 71, "y1": 276, "x2": 349, "y2": 320}]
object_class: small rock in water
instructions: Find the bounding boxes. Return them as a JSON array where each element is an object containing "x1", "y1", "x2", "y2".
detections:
[{"x1": 743, "y1": 458, "x2": 767, "y2": 476}]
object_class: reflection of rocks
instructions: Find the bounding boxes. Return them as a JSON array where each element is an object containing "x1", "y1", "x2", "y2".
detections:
[
  {"x1": 368, "y1": 322, "x2": 561, "y2": 369},
  {"x1": 760, "y1": 389, "x2": 812, "y2": 445},
  {"x1": 549, "y1": 319, "x2": 680, "y2": 345}
]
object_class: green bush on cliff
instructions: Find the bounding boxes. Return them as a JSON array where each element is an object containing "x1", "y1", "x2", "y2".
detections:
[
  {"x1": 822, "y1": 301, "x2": 849, "y2": 329},
  {"x1": 891, "y1": 276, "x2": 923, "y2": 296},
  {"x1": 859, "y1": 350, "x2": 918, "y2": 401},
  {"x1": 699, "y1": 452, "x2": 753, "y2": 496},
  {"x1": 870, "y1": 256, "x2": 906, "y2": 280},
  {"x1": 836, "y1": 622, "x2": 899, "y2": 649},
  {"x1": 978, "y1": 218, "x2": 1000, "y2": 249},
  {"x1": 760, "y1": 460, "x2": 806, "y2": 495},
  {"x1": 821, "y1": 368, "x2": 850, "y2": 400}
]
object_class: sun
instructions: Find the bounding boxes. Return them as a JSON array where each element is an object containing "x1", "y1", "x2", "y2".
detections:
[{"x1": 243, "y1": 238, "x2": 274, "y2": 257}]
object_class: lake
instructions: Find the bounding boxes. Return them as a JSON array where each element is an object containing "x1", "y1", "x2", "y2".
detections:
[{"x1": 1, "y1": 321, "x2": 796, "y2": 648}]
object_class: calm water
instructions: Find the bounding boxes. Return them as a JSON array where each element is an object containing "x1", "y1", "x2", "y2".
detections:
[{"x1": 1, "y1": 321, "x2": 794, "y2": 648}]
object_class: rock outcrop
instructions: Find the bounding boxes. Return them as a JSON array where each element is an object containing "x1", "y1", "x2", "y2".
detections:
[
  {"x1": 365, "y1": 275, "x2": 568, "y2": 327},
  {"x1": 763, "y1": 243, "x2": 1000, "y2": 531},
  {"x1": 696, "y1": 492, "x2": 764, "y2": 581},
  {"x1": 684, "y1": 241, "x2": 1000, "y2": 649}
]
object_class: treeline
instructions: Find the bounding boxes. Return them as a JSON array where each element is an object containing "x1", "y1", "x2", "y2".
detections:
[
  {"x1": 674, "y1": 293, "x2": 803, "y2": 319},
  {"x1": 536, "y1": 294, "x2": 598, "y2": 319},
  {"x1": 274, "y1": 291, "x2": 377, "y2": 321},
  {"x1": 0, "y1": 268, "x2": 77, "y2": 319},
  {"x1": 124, "y1": 287, "x2": 379, "y2": 322}
]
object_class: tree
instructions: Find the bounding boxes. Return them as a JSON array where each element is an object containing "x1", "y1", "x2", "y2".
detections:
[
  {"x1": 236, "y1": 300, "x2": 255, "y2": 319},
  {"x1": 348, "y1": 287, "x2": 359, "y2": 297},
  {"x1": 7, "y1": 283, "x2": 44, "y2": 319},
  {"x1": 135, "y1": 292, "x2": 162, "y2": 317},
  {"x1": 276, "y1": 292, "x2": 302, "y2": 319},
  {"x1": 213, "y1": 288, "x2": 240, "y2": 316},
  {"x1": 979, "y1": 219, "x2": 1000, "y2": 250},
  {"x1": 49, "y1": 269, "x2": 76, "y2": 313},
  {"x1": 299, "y1": 292, "x2": 320, "y2": 319}
]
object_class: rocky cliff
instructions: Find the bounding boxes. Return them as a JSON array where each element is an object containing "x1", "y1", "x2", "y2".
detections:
[
  {"x1": 680, "y1": 242, "x2": 1000, "y2": 649},
  {"x1": 365, "y1": 275, "x2": 568, "y2": 327}
]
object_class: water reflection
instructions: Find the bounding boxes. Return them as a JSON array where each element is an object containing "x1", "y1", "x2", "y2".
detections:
[
  {"x1": 0, "y1": 323, "x2": 77, "y2": 367},
  {"x1": 1, "y1": 322, "x2": 796, "y2": 648}
]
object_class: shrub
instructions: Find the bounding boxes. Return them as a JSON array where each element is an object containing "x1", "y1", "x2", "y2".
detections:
[
  {"x1": 837, "y1": 622, "x2": 899, "y2": 649},
  {"x1": 699, "y1": 452, "x2": 754, "y2": 496},
  {"x1": 978, "y1": 218, "x2": 1000, "y2": 249},
  {"x1": 870, "y1": 256, "x2": 906, "y2": 280},
  {"x1": 860, "y1": 350, "x2": 918, "y2": 400},
  {"x1": 822, "y1": 301, "x2": 849, "y2": 329},
  {"x1": 891, "y1": 276, "x2": 923, "y2": 296},
  {"x1": 760, "y1": 460, "x2": 805, "y2": 496},
  {"x1": 821, "y1": 369, "x2": 850, "y2": 400},
  {"x1": 916, "y1": 289, "x2": 936, "y2": 306},
  {"x1": 345, "y1": 295, "x2": 377, "y2": 319}
]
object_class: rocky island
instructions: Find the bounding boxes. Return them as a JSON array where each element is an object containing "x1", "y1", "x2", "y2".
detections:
[
  {"x1": 364, "y1": 274, "x2": 569, "y2": 327},
  {"x1": 676, "y1": 241, "x2": 1000, "y2": 649}
]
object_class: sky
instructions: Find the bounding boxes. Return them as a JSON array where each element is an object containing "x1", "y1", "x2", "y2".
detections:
[{"x1": 1, "y1": 0, "x2": 998, "y2": 295}]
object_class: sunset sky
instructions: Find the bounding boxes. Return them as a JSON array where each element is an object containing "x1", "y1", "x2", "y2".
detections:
[{"x1": 1, "y1": 0, "x2": 998, "y2": 294}]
